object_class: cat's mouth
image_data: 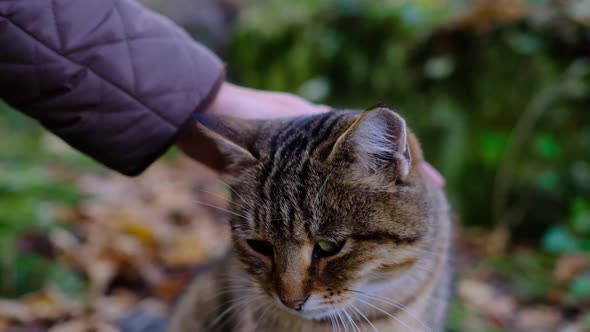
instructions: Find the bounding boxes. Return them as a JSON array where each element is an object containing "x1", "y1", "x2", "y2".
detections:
[
  {"x1": 274, "y1": 297, "x2": 352, "y2": 321},
  {"x1": 286, "y1": 307, "x2": 339, "y2": 320}
]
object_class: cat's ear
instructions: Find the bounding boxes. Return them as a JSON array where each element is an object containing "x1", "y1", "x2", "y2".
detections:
[
  {"x1": 193, "y1": 113, "x2": 259, "y2": 172},
  {"x1": 332, "y1": 106, "x2": 412, "y2": 180}
]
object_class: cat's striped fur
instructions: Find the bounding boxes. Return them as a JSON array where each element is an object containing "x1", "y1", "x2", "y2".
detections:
[{"x1": 169, "y1": 107, "x2": 453, "y2": 332}]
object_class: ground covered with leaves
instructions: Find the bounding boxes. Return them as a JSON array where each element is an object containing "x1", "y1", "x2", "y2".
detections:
[{"x1": 0, "y1": 149, "x2": 231, "y2": 331}]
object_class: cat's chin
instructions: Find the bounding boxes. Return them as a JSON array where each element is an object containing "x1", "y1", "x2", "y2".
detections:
[
  {"x1": 297, "y1": 309, "x2": 338, "y2": 321},
  {"x1": 284, "y1": 306, "x2": 352, "y2": 322}
]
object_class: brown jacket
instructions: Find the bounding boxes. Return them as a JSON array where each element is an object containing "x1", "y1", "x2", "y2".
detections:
[{"x1": 0, "y1": 0, "x2": 224, "y2": 175}]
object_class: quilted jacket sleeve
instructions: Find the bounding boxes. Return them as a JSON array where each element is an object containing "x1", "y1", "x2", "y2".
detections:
[{"x1": 0, "y1": 0, "x2": 224, "y2": 175}]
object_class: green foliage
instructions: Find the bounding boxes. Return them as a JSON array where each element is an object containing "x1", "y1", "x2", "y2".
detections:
[
  {"x1": 1, "y1": 251, "x2": 87, "y2": 300},
  {"x1": 543, "y1": 197, "x2": 590, "y2": 253},
  {"x1": 0, "y1": 102, "x2": 87, "y2": 298},
  {"x1": 569, "y1": 274, "x2": 590, "y2": 300},
  {"x1": 543, "y1": 225, "x2": 583, "y2": 253},
  {"x1": 487, "y1": 251, "x2": 556, "y2": 299},
  {"x1": 447, "y1": 298, "x2": 506, "y2": 332},
  {"x1": 46, "y1": 262, "x2": 88, "y2": 302},
  {"x1": 583, "y1": 311, "x2": 590, "y2": 329},
  {"x1": 229, "y1": 0, "x2": 590, "y2": 242}
]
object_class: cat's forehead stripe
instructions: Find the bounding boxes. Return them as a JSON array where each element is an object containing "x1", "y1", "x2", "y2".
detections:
[
  {"x1": 251, "y1": 117, "x2": 310, "y2": 235},
  {"x1": 262, "y1": 112, "x2": 349, "y2": 236}
]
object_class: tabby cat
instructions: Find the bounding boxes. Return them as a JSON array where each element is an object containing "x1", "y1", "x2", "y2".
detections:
[{"x1": 169, "y1": 107, "x2": 453, "y2": 332}]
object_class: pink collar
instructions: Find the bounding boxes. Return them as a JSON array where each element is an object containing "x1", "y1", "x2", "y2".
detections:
[{"x1": 421, "y1": 162, "x2": 445, "y2": 188}]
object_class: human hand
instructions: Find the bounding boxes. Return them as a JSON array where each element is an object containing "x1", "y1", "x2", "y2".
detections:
[{"x1": 205, "y1": 82, "x2": 330, "y2": 118}]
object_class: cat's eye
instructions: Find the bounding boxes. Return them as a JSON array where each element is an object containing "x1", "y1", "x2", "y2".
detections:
[
  {"x1": 246, "y1": 239, "x2": 274, "y2": 257},
  {"x1": 314, "y1": 240, "x2": 345, "y2": 258}
]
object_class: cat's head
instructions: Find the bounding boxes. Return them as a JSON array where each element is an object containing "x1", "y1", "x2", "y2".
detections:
[{"x1": 196, "y1": 106, "x2": 434, "y2": 320}]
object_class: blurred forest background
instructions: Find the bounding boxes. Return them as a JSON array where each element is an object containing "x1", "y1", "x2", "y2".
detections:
[{"x1": 1, "y1": 0, "x2": 590, "y2": 331}]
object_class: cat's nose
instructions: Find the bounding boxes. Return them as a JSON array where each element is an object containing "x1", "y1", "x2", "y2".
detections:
[{"x1": 280, "y1": 296, "x2": 309, "y2": 311}]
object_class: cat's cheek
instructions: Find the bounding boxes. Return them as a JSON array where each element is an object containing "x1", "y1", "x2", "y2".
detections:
[
  {"x1": 235, "y1": 251, "x2": 272, "y2": 279},
  {"x1": 249, "y1": 257, "x2": 272, "y2": 274}
]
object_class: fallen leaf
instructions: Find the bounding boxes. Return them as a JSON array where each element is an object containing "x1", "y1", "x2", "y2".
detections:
[
  {"x1": 159, "y1": 231, "x2": 207, "y2": 267},
  {"x1": 458, "y1": 279, "x2": 495, "y2": 310},
  {"x1": 516, "y1": 306, "x2": 561, "y2": 332},
  {"x1": 0, "y1": 300, "x2": 32, "y2": 323},
  {"x1": 48, "y1": 317, "x2": 118, "y2": 332},
  {"x1": 554, "y1": 254, "x2": 590, "y2": 282}
]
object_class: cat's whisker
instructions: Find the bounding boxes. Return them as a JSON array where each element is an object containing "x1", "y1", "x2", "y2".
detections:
[
  {"x1": 350, "y1": 303, "x2": 380, "y2": 332},
  {"x1": 402, "y1": 247, "x2": 454, "y2": 263},
  {"x1": 249, "y1": 300, "x2": 272, "y2": 331},
  {"x1": 354, "y1": 292, "x2": 430, "y2": 331},
  {"x1": 357, "y1": 298, "x2": 416, "y2": 332},
  {"x1": 217, "y1": 277, "x2": 258, "y2": 287},
  {"x1": 336, "y1": 311, "x2": 348, "y2": 332},
  {"x1": 334, "y1": 312, "x2": 343, "y2": 332},
  {"x1": 330, "y1": 313, "x2": 340, "y2": 332},
  {"x1": 343, "y1": 307, "x2": 361, "y2": 332},
  {"x1": 386, "y1": 277, "x2": 450, "y2": 306},
  {"x1": 193, "y1": 199, "x2": 250, "y2": 220},
  {"x1": 216, "y1": 292, "x2": 262, "y2": 308},
  {"x1": 347, "y1": 307, "x2": 362, "y2": 331},
  {"x1": 383, "y1": 271, "x2": 450, "y2": 305},
  {"x1": 216, "y1": 178, "x2": 246, "y2": 202},
  {"x1": 214, "y1": 279, "x2": 254, "y2": 286},
  {"x1": 336, "y1": 313, "x2": 345, "y2": 332},
  {"x1": 327, "y1": 315, "x2": 334, "y2": 332},
  {"x1": 363, "y1": 264, "x2": 432, "y2": 282},
  {"x1": 197, "y1": 189, "x2": 249, "y2": 210},
  {"x1": 214, "y1": 276, "x2": 256, "y2": 286},
  {"x1": 344, "y1": 311, "x2": 353, "y2": 332},
  {"x1": 208, "y1": 287, "x2": 261, "y2": 299},
  {"x1": 218, "y1": 272, "x2": 256, "y2": 282},
  {"x1": 329, "y1": 314, "x2": 338, "y2": 332},
  {"x1": 207, "y1": 294, "x2": 261, "y2": 329},
  {"x1": 394, "y1": 244, "x2": 448, "y2": 258},
  {"x1": 331, "y1": 312, "x2": 340, "y2": 332},
  {"x1": 340, "y1": 309, "x2": 351, "y2": 332},
  {"x1": 349, "y1": 306, "x2": 362, "y2": 321},
  {"x1": 255, "y1": 300, "x2": 274, "y2": 327},
  {"x1": 205, "y1": 274, "x2": 264, "y2": 301},
  {"x1": 209, "y1": 288, "x2": 250, "y2": 298},
  {"x1": 208, "y1": 275, "x2": 260, "y2": 292},
  {"x1": 351, "y1": 290, "x2": 429, "y2": 331}
]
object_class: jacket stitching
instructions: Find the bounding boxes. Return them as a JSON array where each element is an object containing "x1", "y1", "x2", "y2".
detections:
[
  {"x1": 175, "y1": 33, "x2": 204, "y2": 102},
  {"x1": 32, "y1": 41, "x2": 39, "y2": 100},
  {"x1": 137, "y1": 87, "x2": 198, "y2": 99},
  {"x1": 2, "y1": 13, "x2": 179, "y2": 128},
  {"x1": 50, "y1": 0, "x2": 64, "y2": 50},
  {"x1": 115, "y1": 1, "x2": 138, "y2": 97},
  {"x1": 63, "y1": 35, "x2": 175, "y2": 57}
]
